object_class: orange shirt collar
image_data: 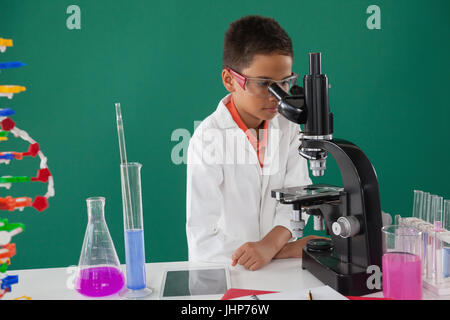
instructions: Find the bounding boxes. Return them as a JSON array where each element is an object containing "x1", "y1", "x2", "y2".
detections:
[{"x1": 225, "y1": 96, "x2": 269, "y2": 167}]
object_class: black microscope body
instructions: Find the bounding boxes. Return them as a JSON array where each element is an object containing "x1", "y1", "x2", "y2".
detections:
[{"x1": 270, "y1": 53, "x2": 383, "y2": 296}]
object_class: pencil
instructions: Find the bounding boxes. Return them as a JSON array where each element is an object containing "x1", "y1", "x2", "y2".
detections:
[{"x1": 308, "y1": 290, "x2": 313, "y2": 300}]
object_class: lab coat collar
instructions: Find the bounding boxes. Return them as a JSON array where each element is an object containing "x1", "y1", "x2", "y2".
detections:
[{"x1": 215, "y1": 94, "x2": 239, "y2": 130}]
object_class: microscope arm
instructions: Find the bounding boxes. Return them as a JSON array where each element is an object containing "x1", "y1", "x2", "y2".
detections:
[{"x1": 301, "y1": 138, "x2": 383, "y2": 268}]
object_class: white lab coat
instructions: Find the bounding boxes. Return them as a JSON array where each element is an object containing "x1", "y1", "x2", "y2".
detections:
[{"x1": 186, "y1": 94, "x2": 312, "y2": 264}]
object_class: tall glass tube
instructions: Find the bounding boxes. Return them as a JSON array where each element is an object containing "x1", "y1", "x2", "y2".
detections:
[
  {"x1": 410, "y1": 191, "x2": 425, "y2": 230},
  {"x1": 423, "y1": 192, "x2": 431, "y2": 223},
  {"x1": 444, "y1": 200, "x2": 450, "y2": 280},
  {"x1": 119, "y1": 162, "x2": 152, "y2": 298},
  {"x1": 444, "y1": 200, "x2": 450, "y2": 231},
  {"x1": 413, "y1": 190, "x2": 423, "y2": 220}
]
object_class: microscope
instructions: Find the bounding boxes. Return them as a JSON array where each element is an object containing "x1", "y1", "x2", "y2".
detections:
[{"x1": 269, "y1": 53, "x2": 383, "y2": 296}]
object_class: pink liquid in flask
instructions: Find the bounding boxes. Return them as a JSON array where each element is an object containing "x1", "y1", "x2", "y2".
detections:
[
  {"x1": 75, "y1": 266, "x2": 125, "y2": 297},
  {"x1": 382, "y1": 252, "x2": 422, "y2": 300}
]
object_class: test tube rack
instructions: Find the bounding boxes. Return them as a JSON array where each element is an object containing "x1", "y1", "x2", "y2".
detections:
[{"x1": 397, "y1": 190, "x2": 450, "y2": 296}]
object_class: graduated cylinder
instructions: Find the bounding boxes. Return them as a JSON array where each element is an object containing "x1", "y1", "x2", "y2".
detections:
[{"x1": 120, "y1": 162, "x2": 147, "y2": 291}]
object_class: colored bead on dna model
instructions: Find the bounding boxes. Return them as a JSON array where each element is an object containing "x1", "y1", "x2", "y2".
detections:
[{"x1": 0, "y1": 38, "x2": 13, "y2": 53}]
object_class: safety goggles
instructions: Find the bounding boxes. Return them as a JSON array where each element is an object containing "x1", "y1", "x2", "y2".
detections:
[{"x1": 227, "y1": 68, "x2": 299, "y2": 98}]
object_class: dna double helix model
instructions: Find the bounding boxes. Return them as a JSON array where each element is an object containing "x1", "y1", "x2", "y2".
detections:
[{"x1": 0, "y1": 37, "x2": 54, "y2": 298}]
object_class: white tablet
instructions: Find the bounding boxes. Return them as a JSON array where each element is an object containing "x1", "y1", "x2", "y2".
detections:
[{"x1": 160, "y1": 266, "x2": 231, "y2": 300}]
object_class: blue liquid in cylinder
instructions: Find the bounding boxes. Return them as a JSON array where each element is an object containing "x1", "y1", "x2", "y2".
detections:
[{"x1": 124, "y1": 229, "x2": 147, "y2": 290}]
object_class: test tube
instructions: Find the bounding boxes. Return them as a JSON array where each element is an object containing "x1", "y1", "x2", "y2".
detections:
[
  {"x1": 444, "y1": 200, "x2": 450, "y2": 232},
  {"x1": 424, "y1": 224, "x2": 436, "y2": 280},
  {"x1": 403, "y1": 190, "x2": 423, "y2": 227},
  {"x1": 442, "y1": 200, "x2": 450, "y2": 280},
  {"x1": 413, "y1": 190, "x2": 423, "y2": 219},
  {"x1": 440, "y1": 231, "x2": 450, "y2": 280},
  {"x1": 417, "y1": 221, "x2": 432, "y2": 277},
  {"x1": 423, "y1": 192, "x2": 432, "y2": 223},
  {"x1": 432, "y1": 196, "x2": 444, "y2": 284},
  {"x1": 432, "y1": 196, "x2": 443, "y2": 230},
  {"x1": 429, "y1": 195, "x2": 439, "y2": 227},
  {"x1": 422, "y1": 208, "x2": 444, "y2": 285}
]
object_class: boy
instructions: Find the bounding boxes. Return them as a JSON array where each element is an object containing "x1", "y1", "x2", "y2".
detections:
[{"x1": 186, "y1": 15, "x2": 324, "y2": 271}]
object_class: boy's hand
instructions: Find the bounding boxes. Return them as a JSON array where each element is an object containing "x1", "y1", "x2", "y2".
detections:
[
  {"x1": 273, "y1": 235, "x2": 330, "y2": 259},
  {"x1": 231, "y1": 239, "x2": 278, "y2": 271}
]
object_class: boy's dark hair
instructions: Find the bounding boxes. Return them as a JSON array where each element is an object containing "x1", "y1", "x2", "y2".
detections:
[{"x1": 223, "y1": 15, "x2": 293, "y2": 72}]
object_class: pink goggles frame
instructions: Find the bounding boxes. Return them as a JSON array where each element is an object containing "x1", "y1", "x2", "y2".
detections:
[{"x1": 226, "y1": 67, "x2": 298, "y2": 91}]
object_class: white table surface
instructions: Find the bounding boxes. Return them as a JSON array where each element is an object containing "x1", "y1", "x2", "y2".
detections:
[{"x1": 3, "y1": 259, "x2": 449, "y2": 300}]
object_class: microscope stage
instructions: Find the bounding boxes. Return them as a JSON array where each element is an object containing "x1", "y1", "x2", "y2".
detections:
[{"x1": 272, "y1": 184, "x2": 344, "y2": 205}]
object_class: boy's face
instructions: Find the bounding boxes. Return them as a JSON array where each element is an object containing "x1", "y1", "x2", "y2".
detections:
[{"x1": 222, "y1": 53, "x2": 293, "y2": 127}]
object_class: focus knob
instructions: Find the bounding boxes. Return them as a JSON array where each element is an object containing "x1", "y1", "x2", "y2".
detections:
[{"x1": 332, "y1": 216, "x2": 361, "y2": 238}]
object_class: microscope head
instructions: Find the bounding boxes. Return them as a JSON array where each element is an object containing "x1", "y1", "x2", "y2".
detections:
[{"x1": 269, "y1": 52, "x2": 334, "y2": 177}]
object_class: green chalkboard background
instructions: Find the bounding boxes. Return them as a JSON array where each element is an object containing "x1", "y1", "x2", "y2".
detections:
[{"x1": 1, "y1": 0, "x2": 449, "y2": 270}]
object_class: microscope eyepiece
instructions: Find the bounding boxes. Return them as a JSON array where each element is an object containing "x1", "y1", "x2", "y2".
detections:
[
  {"x1": 268, "y1": 83, "x2": 289, "y2": 101},
  {"x1": 268, "y1": 83, "x2": 307, "y2": 124}
]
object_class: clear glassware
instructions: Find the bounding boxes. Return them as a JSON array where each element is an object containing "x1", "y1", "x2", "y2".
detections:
[
  {"x1": 438, "y1": 231, "x2": 450, "y2": 280},
  {"x1": 413, "y1": 190, "x2": 424, "y2": 220},
  {"x1": 75, "y1": 197, "x2": 125, "y2": 297},
  {"x1": 382, "y1": 225, "x2": 422, "y2": 300},
  {"x1": 395, "y1": 214, "x2": 403, "y2": 226},
  {"x1": 423, "y1": 224, "x2": 438, "y2": 280},
  {"x1": 115, "y1": 103, "x2": 152, "y2": 299},
  {"x1": 423, "y1": 227, "x2": 450, "y2": 294},
  {"x1": 400, "y1": 191, "x2": 423, "y2": 227},
  {"x1": 416, "y1": 221, "x2": 431, "y2": 276},
  {"x1": 422, "y1": 196, "x2": 450, "y2": 294},
  {"x1": 119, "y1": 162, "x2": 152, "y2": 299},
  {"x1": 444, "y1": 200, "x2": 450, "y2": 231},
  {"x1": 443, "y1": 201, "x2": 450, "y2": 282},
  {"x1": 429, "y1": 195, "x2": 442, "y2": 227},
  {"x1": 422, "y1": 192, "x2": 431, "y2": 223}
]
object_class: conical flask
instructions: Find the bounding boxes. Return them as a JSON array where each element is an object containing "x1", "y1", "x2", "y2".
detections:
[{"x1": 75, "y1": 197, "x2": 125, "y2": 297}]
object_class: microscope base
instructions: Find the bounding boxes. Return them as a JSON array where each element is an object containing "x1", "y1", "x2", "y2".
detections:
[{"x1": 301, "y1": 247, "x2": 382, "y2": 296}]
